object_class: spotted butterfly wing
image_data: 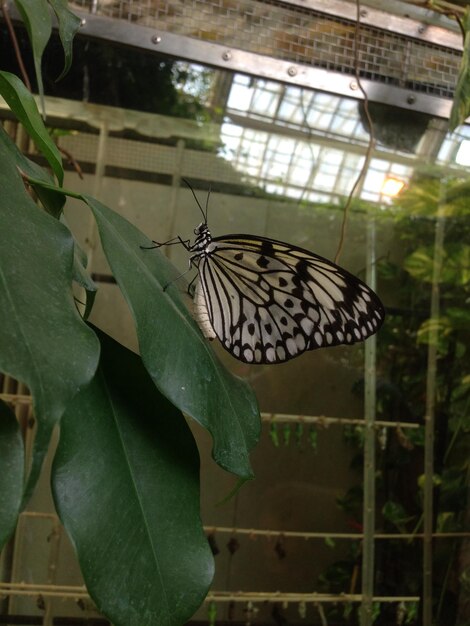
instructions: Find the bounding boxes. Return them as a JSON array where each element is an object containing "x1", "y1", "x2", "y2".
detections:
[{"x1": 192, "y1": 233, "x2": 385, "y2": 364}]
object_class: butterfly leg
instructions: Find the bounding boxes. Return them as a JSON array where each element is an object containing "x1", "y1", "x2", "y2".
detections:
[
  {"x1": 161, "y1": 257, "x2": 198, "y2": 292},
  {"x1": 162, "y1": 266, "x2": 195, "y2": 292},
  {"x1": 186, "y1": 274, "x2": 198, "y2": 297},
  {"x1": 140, "y1": 236, "x2": 191, "y2": 250}
]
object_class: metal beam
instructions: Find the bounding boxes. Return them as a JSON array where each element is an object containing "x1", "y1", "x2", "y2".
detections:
[{"x1": 73, "y1": 10, "x2": 458, "y2": 119}]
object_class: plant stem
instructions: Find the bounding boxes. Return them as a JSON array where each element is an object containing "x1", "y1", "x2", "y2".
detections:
[
  {"x1": 334, "y1": 0, "x2": 375, "y2": 265},
  {"x1": 1, "y1": 1, "x2": 32, "y2": 90}
]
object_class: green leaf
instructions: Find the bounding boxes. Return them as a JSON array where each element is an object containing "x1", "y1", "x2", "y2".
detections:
[
  {"x1": 406, "y1": 426, "x2": 425, "y2": 447},
  {"x1": 382, "y1": 501, "x2": 415, "y2": 531},
  {"x1": 404, "y1": 244, "x2": 470, "y2": 285},
  {"x1": 449, "y1": 7, "x2": 470, "y2": 132},
  {"x1": 405, "y1": 602, "x2": 419, "y2": 624},
  {"x1": 72, "y1": 245, "x2": 97, "y2": 320},
  {"x1": 446, "y1": 307, "x2": 470, "y2": 329},
  {"x1": 372, "y1": 602, "x2": 381, "y2": 623},
  {"x1": 13, "y1": 0, "x2": 52, "y2": 117},
  {"x1": 48, "y1": 0, "x2": 82, "y2": 80},
  {"x1": 82, "y1": 195, "x2": 260, "y2": 479},
  {"x1": 15, "y1": 176, "x2": 260, "y2": 478},
  {"x1": 403, "y1": 248, "x2": 434, "y2": 282},
  {"x1": 417, "y1": 473, "x2": 442, "y2": 490},
  {"x1": 395, "y1": 174, "x2": 441, "y2": 216},
  {"x1": 436, "y1": 511, "x2": 457, "y2": 533},
  {"x1": 0, "y1": 135, "x2": 99, "y2": 502},
  {"x1": 392, "y1": 172, "x2": 470, "y2": 218},
  {"x1": 52, "y1": 329, "x2": 214, "y2": 626},
  {"x1": 460, "y1": 373, "x2": 470, "y2": 387},
  {"x1": 336, "y1": 485, "x2": 363, "y2": 515},
  {"x1": 0, "y1": 400, "x2": 24, "y2": 550},
  {"x1": 416, "y1": 316, "x2": 452, "y2": 352},
  {"x1": 0, "y1": 125, "x2": 65, "y2": 217},
  {"x1": 0, "y1": 71, "x2": 63, "y2": 185}
]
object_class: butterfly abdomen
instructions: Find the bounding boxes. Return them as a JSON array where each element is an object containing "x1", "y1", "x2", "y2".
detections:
[{"x1": 193, "y1": 280, "x2": 216, "y2": 340}]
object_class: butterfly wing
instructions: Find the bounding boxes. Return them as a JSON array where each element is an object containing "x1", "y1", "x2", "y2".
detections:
[{"x1": 196, "y1": 234, "x2": 385, "y2": 364}]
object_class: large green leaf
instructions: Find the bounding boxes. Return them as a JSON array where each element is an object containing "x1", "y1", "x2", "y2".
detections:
[
  {"x1": 450, "y1": 7, "x2": 470, "y2": 131},
  {"x1": 0, "y1": 125, "x2": 65, "y2": 217},
  {"x1": 18, "y1": 178, "x2": 260, "y2": 478},
  {"x1": 48, "y1": 0, "x2": 82, "y2": 80},
  {"x1": 52, "y1": 329, "x2": 214, "y2": 626},
  {"x1": 84, "y1": 195, "x2": 260, "y2": 479},
  {"x1": 0, "y1": 400, "x2": 24, "y2": 550},
  {"x1": 0, "y1": 71, "x2": 63, "y2": 185},
  {"x1": 13, "y1": 0, "x2": 52, "y2": 118},
  {"x1": 0, "y1": 134, "x2": 99, "y2": 502}
]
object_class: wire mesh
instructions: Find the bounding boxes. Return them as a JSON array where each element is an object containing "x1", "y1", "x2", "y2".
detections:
[{"x1": 70, "y1": 0, "x2": 461, "y2": 98}]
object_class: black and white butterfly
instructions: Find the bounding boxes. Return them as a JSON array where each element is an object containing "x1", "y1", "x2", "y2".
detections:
[{"x1": 148, "y1": 183, "x2": 385, "y2": 364}]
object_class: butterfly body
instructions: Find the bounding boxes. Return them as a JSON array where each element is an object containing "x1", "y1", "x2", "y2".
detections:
[{"x1": 188, "y1": 223, "x2": 385, "y2": 364}]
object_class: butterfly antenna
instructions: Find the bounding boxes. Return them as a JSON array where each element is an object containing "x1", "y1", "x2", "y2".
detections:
[
  {"x1": 182, "y1": 178, "x2": 207, "y2": 224},
  {"x1": 205, "y1": 184, "x2": 211, "y2": 224}
]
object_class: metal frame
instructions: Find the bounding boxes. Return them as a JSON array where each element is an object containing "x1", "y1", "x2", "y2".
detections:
[
  {"x1": 5, "y1": 0, "x2": 463, "y2": 119},
  {"x1": 72, "y1": 10, "x2": 459, "y2": 120}
]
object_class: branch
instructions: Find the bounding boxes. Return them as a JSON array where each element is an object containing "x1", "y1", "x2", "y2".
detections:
[
  {"x1": 58, "y1": 145, "x2": 84, "y2": 180},
  {"x1": 1, "y1": 1, "x2": 32, "y2": 91}
]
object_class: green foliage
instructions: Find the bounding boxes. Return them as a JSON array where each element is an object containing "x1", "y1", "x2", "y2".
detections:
[
  {"x1": 374, "y1": 175, "x2": 470, "y2": 622},
  {"x1": 449, "y1": 7, "x2": 470, "y2": 131},
  {"x1": 52, "y1": 329, "x2": 214, "y2": 626},
  {"x1": 81, "y1": 192, "x2": 258, "y2": 478},
  {"x1": 371, "y1": 602, "x2": 381, "y2": 623},
  {"x1": 0, "y1": 70, "x2": 63, "y2": 184},
  {"x1": 382, "y1": 501, "x2": 416, "y2": 533},
  {"x1": 317, "y1": 559, "x2": 355, "y2": 592},
  {"x1": 404, "y1": 602, "x2": 419, "y2": 624},
  {"x1": 404, "y1": 244, "x2": 470, "y2": 286},
  {"x1": 11, "y1": 0, "x2": 80, "y2": 113},
  {"x1": 269, "y1": 422, "x2": 280, "y2": 447},
  {"x1": 319, "y1": 172, "x2": 470, "y2": 624},
  {"x1": 13, "y1": 0, "x2": 51, "y2": 113},
  {"x1": 336, "y1": 485, "x2": 363, "y2": 519},
  {"x1": 388, "y1": 169, "x2": 470, "y2": 219},
  {"x1": 0, "y1": 401, "x2": 24, "y2": 547},
  {"x1": 46, "y1": 0, "x2": 81, "y2": 80},
  {"x1": 0, "y1": 125, "x2": 100, "y2": 502},
  {"x1": 0, "y1": 6, "x2": 260, "y2": 625},
  {"x1": 343, "y1": 424, "x2": 365, "y2": 449}
]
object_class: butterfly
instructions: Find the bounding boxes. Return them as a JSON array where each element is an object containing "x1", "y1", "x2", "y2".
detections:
[{"x1": 146, "y1": 182, "x2": 385, "y2": 364}]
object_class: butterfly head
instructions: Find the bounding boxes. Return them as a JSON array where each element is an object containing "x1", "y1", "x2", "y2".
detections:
[
  {"x1": 193, "y1": 222, "x2": 209, "y2": 236},
  {"x1": 191, "y1": 222, "x2": 212, "y2": 252}
]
